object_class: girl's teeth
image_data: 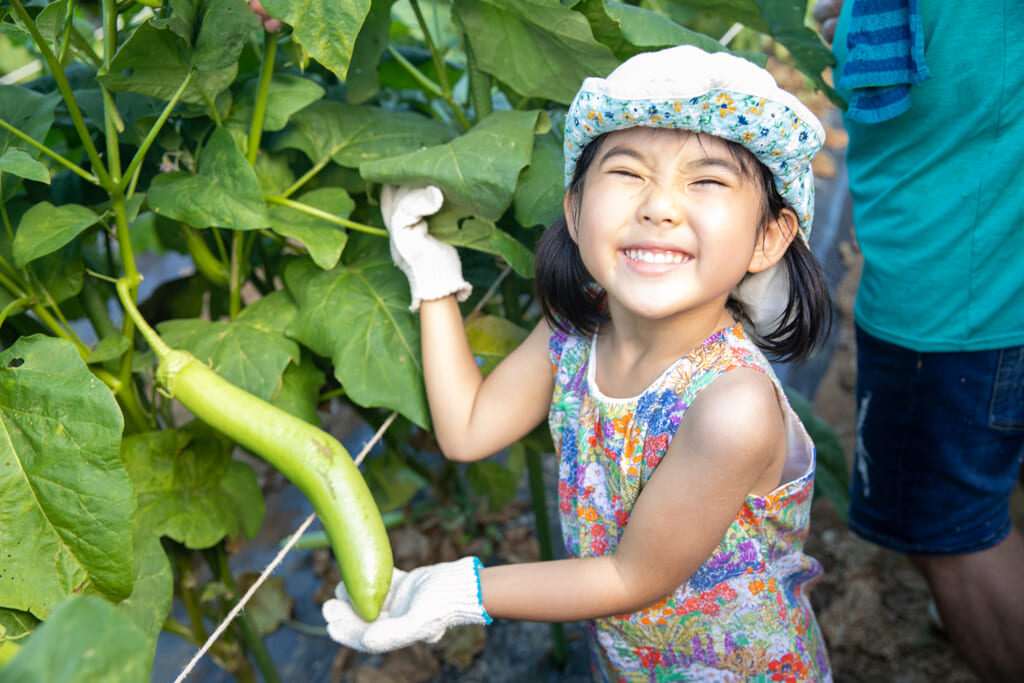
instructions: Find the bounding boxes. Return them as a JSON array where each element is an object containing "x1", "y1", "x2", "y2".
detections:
[{"x1": 626, "y1": 249, "x2": 683, "y2": 264}]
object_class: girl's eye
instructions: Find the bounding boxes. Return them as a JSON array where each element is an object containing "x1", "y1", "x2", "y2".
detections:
[
  {"x1": 609, "y1": 169, "x2": 641, "y2": 179},
  {"x1": 693, "y1": 178, "x2": 727, "y2": 188}
]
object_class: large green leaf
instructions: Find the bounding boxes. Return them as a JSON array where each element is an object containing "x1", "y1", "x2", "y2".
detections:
[
  {"x1": 0, "y1": 596, "x2": 150, "y2": 683},
  {"x1": 97, "y1": 22, "x2": 237, "y2": 105},
  {"x1": 454, "y1": 0, "x2": 620, "y2": 104},
  {"x1": 121, "y1": 423, "x2": 265, "y2": 549},
  {"x1": 268, "y1": 188, "x2": 353, "y2": 270},
  {"x1": 11, "y1": 203, "x2": 100, "y2": 267},
  {"x1": 259, "y1": 0, "x2": 371, "y2": 80},
  {"x1": 148, "y1": 127, "x2": 269, "y2": 230},
  {"x1": 153, "y1": 0, "x2": 261, "y2": 72},
  {"x1": 158, "y1": 291, "x2": 300, "y2": 402},
  {"x1": 0, "y1": 336, "x2": 134, "y2": 619},
  {"x1": 514, "y1": 133, "x2": 565, "y2": 229},
  {"x1": 115, "y1": 533, "x2": 173, "y2": 660},
  {"x1": 465, "y1": 314, "x2": 529, "y2": 376},
  {"x1": 0, "y1": 150, "x2": 49, "y2": 185},
  {"x1": 0, "y1": 86, "x2": 60, "y2": 157},
  {"x1": 0, "y1": 85, "x2": 60, "y2": 202},
  {"x1": 360, "y1": 110, "x2": 540, "y2": 222},
  {"x1": 284, "y1": 240, "x2": 430, "y2": 428},
  {"x1": 345, "y1": 0, "x2": 399, "y2": 104},
  {"x1": 226, "y1": 74, "x2": 325, "y2": 133},
  {"x1": 273, "y1": 101, "x2": 454, "y2": 168},
  {"x1": 269, "y1": 354, "x2": 326, "y2": 426}
]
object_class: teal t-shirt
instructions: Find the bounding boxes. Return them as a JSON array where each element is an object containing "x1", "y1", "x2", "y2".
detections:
[{"x1": 833, "y1": 1, "x2": 1024, "y2": 352}]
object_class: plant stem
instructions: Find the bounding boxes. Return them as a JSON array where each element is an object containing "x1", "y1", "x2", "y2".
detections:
[
  {"x1": 264, "y1": 195, "x2": 388, "y2": 236},
  {"x1": 119, "y1": 68, "x2": 196, "y2": 195},
  {"x1": 526, "y1": 447, "x2": 567, "y2": 666},
  {"x1": 229, "y1": 232, "x2": 244, "y2": 318},
  {"x1": 8, "y1": 0, "x2": 112, "y2": 189},
  {"x1": 0, "y1": 118, "x2": 100, "y2": 185},
  {"x1": 210, "y1": 546, "x2": 283, "y2": 683},
  {"x1": 247, "y1": 31, "x2": 278, "y2": 166},
  {"x1": 386, "y1": 46, "x2": 471, "y2": 130},
  {"x1": 454, "y1": 10, "x2": 492, "y2": 121}
]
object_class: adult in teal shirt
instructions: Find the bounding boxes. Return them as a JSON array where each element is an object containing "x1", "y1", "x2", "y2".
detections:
[{"x1": 819, "y1": 1, "x2": 1024, "y2": 681}]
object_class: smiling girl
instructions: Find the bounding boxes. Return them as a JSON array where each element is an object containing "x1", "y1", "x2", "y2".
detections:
[{"x1": 324, "y1": 45, "x2": 834, "y2": 682}]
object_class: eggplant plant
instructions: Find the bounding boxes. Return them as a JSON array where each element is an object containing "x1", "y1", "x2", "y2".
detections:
[{"x1": 0, "y1": 0, "x2": 839, "y2": 680}]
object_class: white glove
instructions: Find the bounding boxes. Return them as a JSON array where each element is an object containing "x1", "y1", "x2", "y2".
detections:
[
  {"x1": 322, "y1": 556, "x2": 492, "y2": 653},
  {"x1": 380, "y1": 184, "x2": 472, "y2": 311}
]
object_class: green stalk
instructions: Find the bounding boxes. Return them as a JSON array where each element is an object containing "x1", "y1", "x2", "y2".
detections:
[
  {"x1": 209, "y1": 546, "x2": 283, "y2": 683},
  {"x1": 247, "y1": 31, "x2": 278, "y2": 166},
  {"x1": 228, "y1": 231, "x2": 244, "y2": 318},
  {"x1": 386, "y1": 46, "x2": 471, "y2": 130},
  {"x1": 264, "y1": 195, "x2": 388, "y2": 236},
  {"x1": 526, "y1": 448, "x2": 568, "y2": 666},
  {"x1": 454, "y1": 10, "x2": 492, "y2": 121},
  {"x1": 8, "y1": 0, "x2": 112, "y2": 189},
  {"x1": 0, "y1": 118, "x2": 100, "y2": 185},
  {"x1": 56, "y1": 0, "x2": 76, "y2": 65},
  {"x1": 0, "y1": 298, "x2": 31, "y2": 330},
  {"x1": 181, "y1": 226, "x2": 230, "y2": 287},
  {"x1": 118, "y1": 70, "x2": 195, "y2": 194}
]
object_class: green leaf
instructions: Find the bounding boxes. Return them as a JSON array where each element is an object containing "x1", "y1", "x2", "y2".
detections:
[
  {"x1": 268, "y1": 188, "x2": 353, "y2": 270},
  {"x1": 274, "y1": 101, "x2": 454, "y2": 168},
  {"x1": 121, "y1": 423, "x2": 265, "y2": 549},
  {"x1": 467, "y1": 460, "x2": 521, "y2": 511},
  {"x1": 0, "y1": 596, "x2": 150, "y2": 683},
  {"x1": 235, "y1": 574, "x2": 293, "y2": 637},
  {"x1": 259, "y1": 0, "x2": 371, "y2": 80},
  {"x1": 226, "y1": 74, "x2": 325, "y2": 133},
  {"x1": 0, "y1": 336, "x2": 135, "y2": 619},
  {"x1": 345, "y1": 0, "x2": 399, "y2": 104},
  {"x1": 115, "y1": 533, "x2": 173, "y2": 658},
  {"x1": 148, "y1": 128, "x2": 269, "y2": 230},
  {"x1": 158, "y1": 291, "x2": 300, "y2": 402},
  {"x1": 0, "y1": 86, "x2": 60, "y2": 157},
  {"x1": 360, "y1": 110, "x2": 540, "y2": 222},
  {"x1": 86, "y1": 334, "x2": 131, "y2": 365},
  {"x1": 0, "y1": 150, "x2": 49, "y2": 184},
  {"x1": 0, "y1": 608, "x2": 39, "y2": 644},
  {"x1": 427, "y1": 204, "x2": 497, "y2": 252},
  {"x1": 284, "y1": 240, "x2": 430, "y2": 428},
  {"x1": 785, "y1": 387, "x2": 850, "y2": 521},
  {"x1": 363, "y1": 450, "x2": 428, "y2": 514},
  {"x1": 11, "y1": 202, "x2": 100, "y2": 267},
  {"x1": 514, "y1": 133, "x2": 564, "y2": 229},
  {"x1": 489, "y1": 230, "x2": 534, "y2": 279},
  {"x1": 154, "y1": 0, "x2": 261, "y2": 72},
  {"x1": 269, "y1": 354, "x2": 325, "y2": 426},
  {"x1": 454, "y1": 0, "x2": 620, "y2": 104},
  {"x1": 465, "y1": 315, "x2": 529, "y2": 375},
  {"x1": 603, "y1": 0, "x2": 739, "y2": 54},
  {"x1": 98, "y1": 22, "x2": 237, "y2": 105}
]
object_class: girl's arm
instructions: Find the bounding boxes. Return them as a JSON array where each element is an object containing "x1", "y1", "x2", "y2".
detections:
[
  {"x1": 479, "y1": 367, "x2": 788, "y2": 621},
  {"x1": 419, "y1": 295, "x2": 554, "y2": 462}
]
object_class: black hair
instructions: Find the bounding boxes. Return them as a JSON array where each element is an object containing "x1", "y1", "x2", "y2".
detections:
[{"x1": 534, "y1": 131, "x2": 832, "y2": 362}]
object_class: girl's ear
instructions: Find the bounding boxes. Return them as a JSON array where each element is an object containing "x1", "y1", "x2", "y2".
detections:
[
  {"x1": 563, "y1": 192, "x2": 579, "y2": 244},
  {"x1": 748, "y1": 208, "x2": 799, "y2": 274}
]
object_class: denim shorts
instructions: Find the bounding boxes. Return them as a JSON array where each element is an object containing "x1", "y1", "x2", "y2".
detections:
[{"x1": 849, "y1": 325, "x2": 1024, "y2": 556}]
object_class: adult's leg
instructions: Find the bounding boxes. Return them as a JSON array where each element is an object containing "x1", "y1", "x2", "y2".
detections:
[
  {"x1": 849, "y1": 330, "x2": 1024, "y2": 682},
  {"x1": 911, "y1": 529, "x2": 1024, "y2": 683}
]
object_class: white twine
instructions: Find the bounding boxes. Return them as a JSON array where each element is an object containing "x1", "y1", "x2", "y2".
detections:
[{"x1": 172, "y1": 411, "x2": 397, "y2": 682}]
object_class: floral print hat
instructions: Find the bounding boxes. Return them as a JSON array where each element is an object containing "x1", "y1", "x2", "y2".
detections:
[{"x1": 562, "y1": 45, "x2": 826, "y2": 332}]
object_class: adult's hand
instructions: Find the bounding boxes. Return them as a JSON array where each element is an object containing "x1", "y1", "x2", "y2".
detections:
[
  {"x1": 248, "y1": 0, "x2": 283, "y2": 32},
  {"x1": 813, "y1": 0, "x2": 844, "y2": 45}
]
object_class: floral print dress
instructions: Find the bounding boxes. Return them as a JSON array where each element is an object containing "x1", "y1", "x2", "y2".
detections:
[{"x1": 548, "y1": 323, "x2": 832, "y2": 682}]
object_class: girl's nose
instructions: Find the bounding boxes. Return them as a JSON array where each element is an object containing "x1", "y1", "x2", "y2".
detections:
[{"x1": 638, "y1": 184, "x2": 684, "y2": 228}]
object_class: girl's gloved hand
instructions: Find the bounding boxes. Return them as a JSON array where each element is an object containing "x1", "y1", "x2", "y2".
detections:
[
  {"x1": 380, "y1": 184, "x2": 472, "y2": 311},
  {"x1": 322, "y1": 556, "x2": 492, "y2": 653}
]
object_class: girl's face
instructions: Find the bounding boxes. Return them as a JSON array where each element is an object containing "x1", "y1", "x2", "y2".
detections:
[{"x1": 566, "y1": 127, "x2": 780, "y2": 327}]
